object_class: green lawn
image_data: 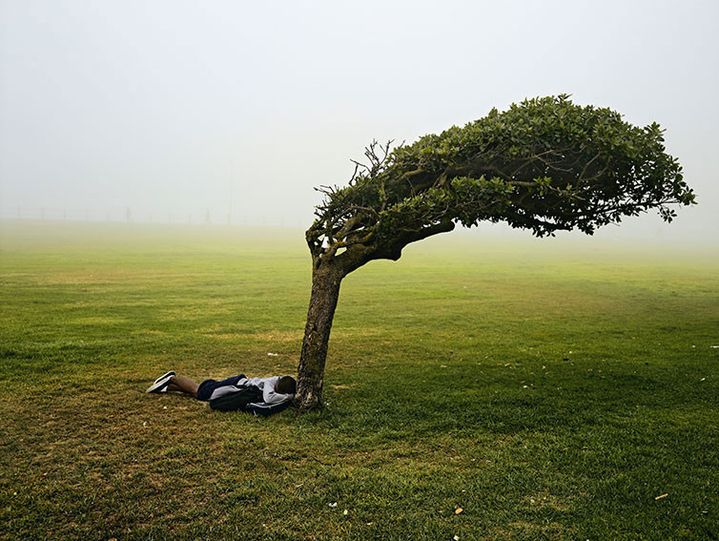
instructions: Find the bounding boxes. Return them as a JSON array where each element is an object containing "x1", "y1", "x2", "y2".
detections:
[{"x1": 1, "y1": 222, "x2": 717, "y2": 540}]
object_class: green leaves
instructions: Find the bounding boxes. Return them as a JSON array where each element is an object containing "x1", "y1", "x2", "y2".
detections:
[{"x1": 308, "y1": 96, "x2": 695, "y2": 265}]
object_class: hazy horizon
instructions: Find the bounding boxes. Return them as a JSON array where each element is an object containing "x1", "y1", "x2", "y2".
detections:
[{"x1": 1, "y1": 0, "x2": 718, "y2": 245}]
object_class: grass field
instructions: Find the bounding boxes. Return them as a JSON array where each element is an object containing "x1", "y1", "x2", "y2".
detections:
[{"x1": 1, "y1": 221, "x2": 717, "y2": 540}]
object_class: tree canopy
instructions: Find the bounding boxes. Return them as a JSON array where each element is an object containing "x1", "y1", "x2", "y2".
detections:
[{"x1": 306, "y1": 95, "x2": 695, "y2": 272}]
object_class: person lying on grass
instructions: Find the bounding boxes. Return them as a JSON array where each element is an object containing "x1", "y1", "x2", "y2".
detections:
[{"x1": 146, "y1": 371, "x2": 296, "y2": 416}]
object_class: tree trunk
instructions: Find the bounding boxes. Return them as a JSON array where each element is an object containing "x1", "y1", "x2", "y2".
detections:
[{"x1": 296, "y1": 262, "x2": 344, "y2": 411}]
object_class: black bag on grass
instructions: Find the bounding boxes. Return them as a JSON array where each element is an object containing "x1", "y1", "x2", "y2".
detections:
[{"x1": 209, "y1": 384, "x2": 263, "y2": 412}]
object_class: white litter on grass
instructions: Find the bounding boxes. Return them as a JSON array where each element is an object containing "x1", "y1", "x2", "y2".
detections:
[
  {"x1": 454, "y1": 536, "x2": 460, "y2": 541},
  {"x1": 711, "y1": 345, "x2": 719, "y2": 349},
  {"x1": 267, "y1": 352, "x2": 279, "y2": 357},
  {"x1": 700, "y1": 377, "x2": 706, "y2": 382},
  {"x1": 328, "y1": 502, "x2": 337, "y2": 508},
  {"x1": 343, "y1": 509, "x2": 349, "y2": 515},
  {"x1": 142, "y1": 421, "x2": 148, "y2": 427}
]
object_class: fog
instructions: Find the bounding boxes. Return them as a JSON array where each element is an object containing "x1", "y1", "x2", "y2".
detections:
[{"x1": 1, "y1": 0, "x2": 717, "y2": 244}]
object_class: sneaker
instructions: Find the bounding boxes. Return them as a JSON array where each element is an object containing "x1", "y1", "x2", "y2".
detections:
[
  {"x1": 146, "y1": 371, "x2": 176, "y2": 393},
  {"x1": 153, "y1": 370, "x2": 176, "y2": 384}
]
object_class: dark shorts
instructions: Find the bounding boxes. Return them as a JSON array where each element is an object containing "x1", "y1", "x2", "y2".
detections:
[{"x1": 197, "y1": 374, "x2": 246, "y2": 401}]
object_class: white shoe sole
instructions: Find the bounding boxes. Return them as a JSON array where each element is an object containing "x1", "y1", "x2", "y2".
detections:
[{"x1": 146, "y1": 373, "x2": 174, "y2": 393}]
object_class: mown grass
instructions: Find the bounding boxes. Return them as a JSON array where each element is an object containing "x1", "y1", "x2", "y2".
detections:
[{"x1": 0, "y1": 221, "x2": 717, "y2": 540}]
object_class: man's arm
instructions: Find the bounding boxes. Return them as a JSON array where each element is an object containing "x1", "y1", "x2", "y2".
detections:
[
  {"x1": 262, "y1": 376, "x2": 292, "y2": 405},
  {"x1": 245, "y1": 398, "x2": 292, "y2": 417}
]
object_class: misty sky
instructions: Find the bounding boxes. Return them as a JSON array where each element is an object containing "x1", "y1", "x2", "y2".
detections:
[{"x1": 1, "y1": 0, "x2": 717, "y2": 240}]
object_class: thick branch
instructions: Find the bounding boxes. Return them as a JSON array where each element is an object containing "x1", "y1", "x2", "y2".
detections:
[{"x1": 371, "y1": 221, "x2": 456, "y2": 262}]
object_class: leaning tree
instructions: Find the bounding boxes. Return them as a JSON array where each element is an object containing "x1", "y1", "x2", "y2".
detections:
[{"x1": 295, "y1": 95, "x2": 695, "y2": 411}]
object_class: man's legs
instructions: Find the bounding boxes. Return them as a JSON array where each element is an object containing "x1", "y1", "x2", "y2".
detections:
[
  {"x1": 150, "y1": 373, "x2": 244, "y2": 400},
  {"x1": 166, "y1": 375, "x2": 199, "y2": 397}
]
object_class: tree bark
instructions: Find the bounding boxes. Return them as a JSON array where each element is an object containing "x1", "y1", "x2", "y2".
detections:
[{"x1": 295, "y1": 262, "x2": 344, "y2": 411}]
